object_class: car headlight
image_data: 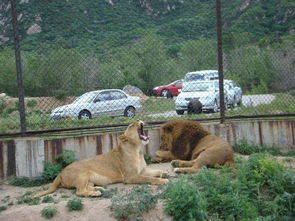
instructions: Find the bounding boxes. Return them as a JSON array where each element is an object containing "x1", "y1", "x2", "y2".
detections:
[{"x1": 153, "y1": 87, "x2": 159, "y2": 90}]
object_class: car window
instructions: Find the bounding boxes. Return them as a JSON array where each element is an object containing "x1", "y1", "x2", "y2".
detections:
[
  {"x1": 185, "y1": 74, "x2": 204, "y2": 81},
  {"x1": 110, "y1": 91, "x2": 127, "y2": 100},
  {"x1": 174, "y1": 80, "x2": 182, "y2": 86},
  {"x1": 96, "y1": 91, "x2": 112, "y2": 101}
]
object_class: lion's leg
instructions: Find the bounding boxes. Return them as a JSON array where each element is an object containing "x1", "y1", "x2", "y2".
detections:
[
  {"x1": 124, "y1": 175, "x2": 169, "y2": 185},
  {"x1": 171, "y1": 159, "x2": 196, "y2": 168},
  {"x1": 173, "y1": 148, "x2": 231, "y2": 174},
  {"x1": 74, "y1": 173, "x2": 102, "y2": 197},
  {"x1": 173, "y1": 167, "x2": 200, "y2": 174},
  {"x1": 141, "y1": 168, "x2": 169, "y2": 178},
  {"x1": 152, "y1": 150, "x2": 176, "y2": 163}
]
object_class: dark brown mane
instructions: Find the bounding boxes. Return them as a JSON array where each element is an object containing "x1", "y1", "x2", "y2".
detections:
[{"x1": 166, "y1": 120, "x2": 210, "y2": 160}]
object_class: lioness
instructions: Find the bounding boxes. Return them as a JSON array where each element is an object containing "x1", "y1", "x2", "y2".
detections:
[
  {"x1": 34, "y1": 120, "x2": 168, "y2": 198},
  {"x1": 153, "y1": 119, "x2": 234, "y2": 174}
]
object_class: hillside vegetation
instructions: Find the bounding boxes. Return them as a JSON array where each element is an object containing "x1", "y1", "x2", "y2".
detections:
[{"x1": 0, "y1": 0, "x2": 294, "y2": 96}]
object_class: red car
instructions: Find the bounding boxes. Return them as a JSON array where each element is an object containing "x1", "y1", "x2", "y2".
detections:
[{"x1": 152, "y1": 79, "x2": 183, "y2": 97}]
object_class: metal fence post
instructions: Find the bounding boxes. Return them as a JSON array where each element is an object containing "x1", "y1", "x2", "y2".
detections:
[
  {"x1": 216, "y1": 0, "x2": 225, "y2": 123},
  {"x1": 10, "y1": 0, "x2": 27, "y2": 134}
]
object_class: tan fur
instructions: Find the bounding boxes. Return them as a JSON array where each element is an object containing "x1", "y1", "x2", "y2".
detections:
[
  {"x1": 34, "y1": 120, "x2": 168, "y2": 198},
  {"x1": 153, "y1": 119, "x2": 234, "y2": 174}
]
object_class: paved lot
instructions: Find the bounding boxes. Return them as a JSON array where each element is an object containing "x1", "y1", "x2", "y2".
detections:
[{"x1": 149, "y1": 94, "x2": 276, "y2": 117}]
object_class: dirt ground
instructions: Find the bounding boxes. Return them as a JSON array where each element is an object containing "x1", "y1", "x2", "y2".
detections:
[
  {"x1": 0, "y1": 163, "x2": 174, "y2": 221},
  {"x1": 0, "y1": 156, "x2": 294, "y2": 221}
]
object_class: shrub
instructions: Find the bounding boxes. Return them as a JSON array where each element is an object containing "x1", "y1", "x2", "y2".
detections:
[
  {"x1": 0, "y1": 206, "x2": 7, "y2": 212},
  {"x1": 56, "y1": 150, "x2": 76, "y2": 168},
  {"x1": 163, "y1": 154, "x2": 295, "y2": 220},
  {"x1": 67, "y1": 198, "x2": 83, "y2": 211},
  {"x1": 42, "y1": 196, "x2": 54, "y2": 203},
  {"x1": 144, "y1": 153, "x2": 152, "y2": 165},
  {"x1": 111, "y1": 186, "x2": 158, "y2": 220},
  {"x1": 27, "y1": 99, "x2": 38, "y2": 108},
  {"x1": 16, "y1": 191, "x2": 41, "y2": 205},
  {"x1": 0, "y1": 98, "x2": 7, "y2": 114},
  {"x1": 164, "y1": 180, "x2": 208, "y2": 221},
  {"x1": 9, "y1": 176, "x2": 48, "y2": 187},
  {"x1": 101, "y1": 188, "x2": 118, "y2": 198},
  {"x1": 42, "y1": 162, "x2": 63, "y2": 181},
  {"x1": 41, "y1": 206, "x2": 58, "y2": 219}
]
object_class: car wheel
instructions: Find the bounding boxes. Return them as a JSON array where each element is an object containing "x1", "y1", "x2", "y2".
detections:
[
  {"x1": 176, "y1": 110, "x2": 184, "y2": 115},
  {"x1": 124, "y1": 106, "x2": 135, "y2": 118},
  {"x1": 78, "y1": 110, "x2": 91, "y2": 120},
  {"x1": 161, "y1": 89, "x2": 169, "y2": 97},
  {"x1": 212, "y1": 100, "x2": 219, "y2": 113}
]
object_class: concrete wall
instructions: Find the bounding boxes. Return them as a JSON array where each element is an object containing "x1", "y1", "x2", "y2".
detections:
[{"x1": 0, "y1": 119, "x2": 294, "y2": 180}]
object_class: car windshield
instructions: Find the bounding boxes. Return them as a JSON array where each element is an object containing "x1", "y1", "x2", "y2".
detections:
[
  {"x1": 185, "y1": 74, "x2": 204, "y2": 81},
  {"x1": 182, "y1": 82, "x2": 214, "y2": 92},
  {"x1": 72, "y1": 92, "x2": 97, "y2": 104}
]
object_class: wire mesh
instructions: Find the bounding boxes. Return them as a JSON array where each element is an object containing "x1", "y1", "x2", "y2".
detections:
[{"x1": 0, "y1": 0, "x2": 294, "y2": 135}]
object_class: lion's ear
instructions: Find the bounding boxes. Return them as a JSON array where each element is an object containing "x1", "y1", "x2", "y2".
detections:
[
  {"x1": 119, "y1": 134, "x2": 128, "y2": 142},
  {"x1": 164, "y1": 125, "x2": 173, "y2": 133}
]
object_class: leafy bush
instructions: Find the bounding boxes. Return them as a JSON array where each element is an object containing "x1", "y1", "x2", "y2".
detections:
[
  {"x1": 67, "y1": 198, "x2": 83, "y2": 211},
  {"x1": 233, "y1": 139, "x2": 294, "y2": 156},
  {"x1": 16, "y1": 191, "x2": 41, "y2": 205},
  {"x1": 144, "y1": 153, "x2": 152, "y2": 165},
  {"x1": 0, "y1": 206, "x2": 7, "y2": 212},
  {"x1": 164, "y1": 180, "x2": 208, "y2": 221},
  {"x1": 101, "y1": 188, "x2": 118, "y2": 199},
  {"x1": 42, "y1": 196, "x2": 54, "y2": 203},
  {"x1": 111, "y1": 185, "x2": 158, "y2": 220},
  {"x1": 164, "y1": 154, "x2": 295, "y2": 220},
  {"x1": 41, "y1": 206, "x2": 58, "y2": 219},
  {"x1": 9, "y1": 176, "x2": 48, "y2": 187},
  {"x1": 42, "y1": 162, "x2": 63, "y2": 181},
  {"x1": 56, "y1": 150, "x2": 76, "y2": 168},
  {"x1": 27, "y1": 99, "x2": 38, "y2": 108},
  {"x1": 0, "y1": 98, "x2": 7, "y2": 114}
]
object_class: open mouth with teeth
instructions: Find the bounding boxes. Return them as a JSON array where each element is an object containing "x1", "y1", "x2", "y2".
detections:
[{"x1": 138, "y1": 122, "x2": 150, "y2": 141}]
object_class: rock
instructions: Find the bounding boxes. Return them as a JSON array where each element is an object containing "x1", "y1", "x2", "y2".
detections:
[
  {"x1": 123, "y1": 85, "x2": 144, "y2": 95},
  {"x1": 0, "y1": 93, "x2": 7, "y2": 99}
]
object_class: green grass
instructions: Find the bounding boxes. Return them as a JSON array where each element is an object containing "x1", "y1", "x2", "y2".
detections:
[
  {"x1": 234, "y1": 139, "x2": 295, "y2": 157},
  {"x1": 110, "y1": 185, "x2": 159, "y2": 220},
  {"x1": 164, "y1": 153, "x2": 295, "y2": 220},
  {"x1": 67, "y1": 198, "x2": 83, "y2": 211},
  {"x1": 41, "y1": 206, "x2": 58, "y2": 219}
]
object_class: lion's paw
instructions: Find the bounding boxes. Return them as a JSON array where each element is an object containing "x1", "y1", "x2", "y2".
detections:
[
  {"x1": 173, "y1": 168, "x2": 182, "y2": 174},
  {"x1": 90, "y1": 191, "x2": 102, "y2": 197},
  {"x1": 160, "y1": 179, "x2": 169, "y2": 185},
  {"x1": 171, "y1": 160, "x2": 180, "y2": 168}
]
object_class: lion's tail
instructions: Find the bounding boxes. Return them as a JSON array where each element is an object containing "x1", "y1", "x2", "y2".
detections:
[{"x1": 33, "y1": 174, "x2": 62, "y2": 198}]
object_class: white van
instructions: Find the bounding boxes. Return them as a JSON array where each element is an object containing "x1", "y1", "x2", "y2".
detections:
[{"x1": 184, "y1": 70, "x2": 219, "y2": 82}]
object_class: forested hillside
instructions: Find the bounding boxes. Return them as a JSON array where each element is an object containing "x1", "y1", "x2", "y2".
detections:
[
  {"x1": 0, "y1": 0, "x2": 294, "y2": 97},
  {"x1": 1, "y1": 0, "x2": 294, "y2": 51}
]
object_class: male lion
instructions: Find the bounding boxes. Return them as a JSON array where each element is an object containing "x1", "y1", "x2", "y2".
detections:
[
  {"x1": 153, "y1": 119, "x2": 234, "y2": 174},
  {"x1": 34, "y1": 120, "x2": 168, "y2": 198}
]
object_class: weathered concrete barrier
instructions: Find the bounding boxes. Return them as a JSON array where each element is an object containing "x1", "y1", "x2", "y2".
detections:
[{"x1": 0, "y1": 119, "x2": 294, "y2": 180}]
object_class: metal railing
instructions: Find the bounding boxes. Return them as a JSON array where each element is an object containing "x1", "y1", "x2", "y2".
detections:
[{"x1": 0, "y1": 0, "x2": 294, "y2": 136}]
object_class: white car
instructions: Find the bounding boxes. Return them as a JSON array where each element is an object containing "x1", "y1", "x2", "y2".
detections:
[
  {"x1": 224, "y1": 80, "x2": 242, "y2": 108},
  {"x1": 175, "y1": 80, "x2": 227, "y2": 115},
  {"x1": 184, "y1": 70, "x2": 219, "y2": 82},
  {"x1": 51, "y1": 89, "x2": 142, "y2": 120}
]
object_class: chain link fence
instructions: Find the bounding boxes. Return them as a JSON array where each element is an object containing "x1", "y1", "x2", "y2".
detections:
[{"x1": 0, "y1": 0, "x2": 294, "y2": 135}]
